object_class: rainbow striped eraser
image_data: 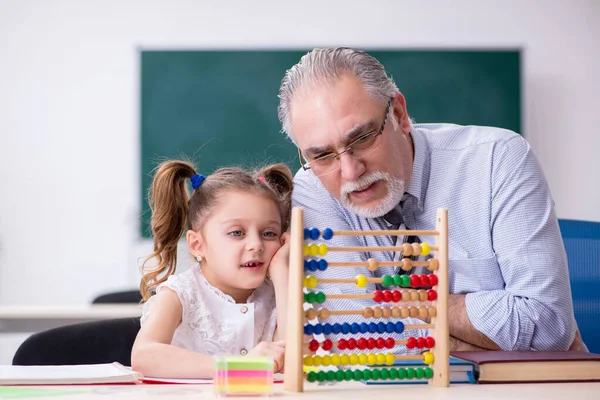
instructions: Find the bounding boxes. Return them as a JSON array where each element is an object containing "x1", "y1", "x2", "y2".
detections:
[{"x1": 213, "y1": 356, "x2": 274, "y2": 397}]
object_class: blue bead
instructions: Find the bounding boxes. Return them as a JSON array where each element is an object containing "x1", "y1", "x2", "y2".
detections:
[
  {"x1": 304, "y1": 228, "x2": 310, "y2": 240},
  {"x1": 377, "y1": 322, "x2": 386, "y2": 333},
  {"x1": 323, "y1": 323, "x2": 332, "y2": 335},
  {"x1": 309, "y1": 260, "x2": 318, "y2": 271},
  {"x1": 368, "y1": 322, "x2": 378, "y2": 333},
  {"x1": 332, "y1": 323, "x2": 342, "y2": 334},
  {"x1": 304, "y1": 324, "x2": 314, "y2": 335},
  {"x1": 395, "y1": 321, "x2": 405, "y2": 334},
  {"x1": 318, "y1": 259, "x2": 328, "y2": 271},
  {"x1": 313, "y1": 324, "x2": 323, "y2": 335},
  {"x1": 351, "y1": 323, "x2": 360, "y2": 334},
  {"x1": 310, "y1": 228, "x2": 320, "y2": 240},
  {"x1": 386, "y1": 322, "x2": 395, "y2": 333},
  {"x1": 304, "y1": 260, "x2": 309, "y2": 270},
  {"x1": 341, "y1": 323, "x2": 351, "y2": 334},
  {"x1": 360, "y1": 323, "x2": 369, "y2": 333},
  {"x1": 323, "y1": 228, "x2": 334, "y2": 240}
]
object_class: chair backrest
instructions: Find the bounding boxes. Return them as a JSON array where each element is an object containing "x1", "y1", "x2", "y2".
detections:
[{"x1": 558, "y1": 218, "x2": 600, "y2": 353}]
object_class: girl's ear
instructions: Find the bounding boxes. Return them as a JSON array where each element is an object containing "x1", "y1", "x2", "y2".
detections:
[{"x1": 187, "y1": 230, "x2": 204, "y2": 261}]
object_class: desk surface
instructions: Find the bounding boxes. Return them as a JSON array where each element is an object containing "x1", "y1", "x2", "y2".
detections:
[{"x1": 2, "y1": 382, "x2": 600, "y2": 399}]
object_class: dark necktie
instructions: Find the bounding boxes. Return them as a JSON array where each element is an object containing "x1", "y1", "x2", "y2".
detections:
[{"x1": 382, "y1": 197, "x2": 421, "y2": 276}]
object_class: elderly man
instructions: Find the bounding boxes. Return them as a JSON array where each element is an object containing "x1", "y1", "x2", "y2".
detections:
[{"x1": 278, "y1": 47, "x2": 583, "y2": 351}]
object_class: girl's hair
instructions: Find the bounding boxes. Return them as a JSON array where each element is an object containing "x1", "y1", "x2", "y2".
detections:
[{"x1": 139, "y1": 161, "x2": 293, "y2": 301}]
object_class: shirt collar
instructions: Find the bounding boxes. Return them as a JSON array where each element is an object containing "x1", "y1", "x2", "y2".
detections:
[{"x1": 404, "y1": 127, "x2": 430, "y2": 212}]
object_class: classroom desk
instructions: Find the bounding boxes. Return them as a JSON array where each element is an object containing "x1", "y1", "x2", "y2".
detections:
[
  {"x1": 2, "y1": 382, "x2": 600, "y2": 400},
  {"x1": 0, "y1": 305, "x2": 142, "y2": 333}
]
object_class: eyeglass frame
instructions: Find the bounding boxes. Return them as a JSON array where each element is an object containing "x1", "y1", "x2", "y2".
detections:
[{"x1": 298, "y1": 98, "x2": 393, "y2": 174}]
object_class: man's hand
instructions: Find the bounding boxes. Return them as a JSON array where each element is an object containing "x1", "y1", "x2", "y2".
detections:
[{"x1": 569, "y1": 329, "x2": 587, "y2": 352}]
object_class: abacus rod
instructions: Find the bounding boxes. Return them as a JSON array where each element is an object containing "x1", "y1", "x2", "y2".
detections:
[
  {"x1": 327, "y1": 260, "x2": 431, "y2": 267},
  {"x1": 303, "y1": 339, "x2": 409, "y2": 349},
  {"x1": 328, "y1": 229, "x2": 439, "y2": 237},
  {"x1": 328, "y1": 246, "x2": 439, "y2": 252}
]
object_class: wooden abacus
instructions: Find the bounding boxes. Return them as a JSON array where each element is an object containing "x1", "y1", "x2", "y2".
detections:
[{"x1": 284, "y1": 207, "x2": 449, "y2": 392}]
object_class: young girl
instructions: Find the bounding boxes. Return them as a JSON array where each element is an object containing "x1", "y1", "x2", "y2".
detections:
[{"x1": 131, "y1": 160, "x2": 293, "y2": 379}]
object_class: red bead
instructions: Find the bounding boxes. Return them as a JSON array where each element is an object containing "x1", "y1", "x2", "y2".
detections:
[
  {"x1": 385, "y1": 337, "x2": 395, "y2": 349},
  {"x1": 428, "y1": 274, "x2": 438, "y2": 286},
  {"x1": 425, "y1": 336, "x2": 435, "y2": 348},
  {"x1": 367, "y1": 338, "x2": 376, "y2": 350},
  {"x1": 322, "y1": 339, "x2": 333, "y2": 351},
  {"x1": 373, "y1": 290, "x2": 383, "y2": 303},
  {"x1": 357, "y1": 338, "x2": 368, "y2": 350},
  {"x1": 376, "y1": 338, "x2": 385, "y2": 349},
  {"x1": 410, "y1": 274, "x2": 420, "y2": 287},
  {"x1": 392, "y1": 290, "x2": 401, "y2": 302},
  {"x1": 309, "y1": 339, "x2": 319, "y2": 352},
  {"x1": 420, "y1": 274, "x2": 429, "y2": 287},
  {"x1": 416, "y1": 337, "x2": 426, "y2": 349},
  {"x1": 383, "y1": 290, "x2": 393, "y2": 302},
  {"x1": 406, "y1": 337, "x2": 417, "y2": 349},
  {"x1": 338, "y1": 339, "x2": 347, "y2": 350},
  {"x1": 427, "y1": 289, "x2": 438, "y2": 301},
  {"x1": 347, "y1": 338, "x2": 357, "y2": 350}
]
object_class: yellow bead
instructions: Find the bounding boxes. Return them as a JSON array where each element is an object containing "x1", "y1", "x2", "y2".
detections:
[
  {"x1": 340, "y1": 354, "x2": 349, "y2": 365},
  {"x1": 309, "y1": 244, "x2": 318, "y2": 257},
  {"x1": 358, "y1": 354, "x2": 368, "y2": 365},
  {"x1": 304, "y1": 244, "x2": 310, "y2": 257},
  {"x1": 307, "y1": 275, "x2": 317, "y2": 289},
  {"x1": 303, "y1": 277, "x2": 308, "y2": 288},
  {"x1": 376, "y1": 353, "x2": 385, "y2": 365},
  {"x1": 367, "y1": 353, "x2": 376, "y2": 365},
  {"x1": 420, "y1": 242, "x2": 431, "y2": 256},
  {"x1": 349, "y1": 354, "x2": 358, "y2": 365},
  {"x1": 312, "y1": 355, "x2": 322, "y2": 367},
  {"x1": 423, "y1": 351, "x2": 434, "y2": 365},
  {"x1": 322, "y1": 355, "x2": 331, "y2": 366},
  {"x1": 356, "y1": 274, "x2": 368, "y2": 288},
  {"x1": 331, "y1": 354, "x2": 340, "y2": 366},
  {"x1": 386, "y1": 353, "x2": 395, "y2": 365},
  {"x1": 318, "y1": 243, "x2": 328, "y2": 256},
  {"x1": 303, "y1": 356, "x2": 313, "y2": 366}
]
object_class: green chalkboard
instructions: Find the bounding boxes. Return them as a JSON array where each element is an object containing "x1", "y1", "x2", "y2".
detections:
[{"x1": 140, "y1": 49, "x2": 521, "y2": 237}]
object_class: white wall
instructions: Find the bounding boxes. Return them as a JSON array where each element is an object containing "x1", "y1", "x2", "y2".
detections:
[{"x1": 0, "y1": 0, "x2": 598, "y2": 363}]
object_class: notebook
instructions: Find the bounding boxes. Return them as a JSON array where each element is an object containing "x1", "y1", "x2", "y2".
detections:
[
  {"x1": 0, "y1": 362, "x2": 141, "y2": 385},
  {"x1": 362, "y1": 357, "x2": 476, "y2": 385},
  {"x1": 142, "y1": 373, "x2": 285, "y2": 384},
  {"x1": 450, "y1": 351, "x2": 600, "y2": 384}
]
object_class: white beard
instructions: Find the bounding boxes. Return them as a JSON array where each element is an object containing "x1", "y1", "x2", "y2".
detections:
[{"x1": 339, "y1": 171, "x2": 405, "y2": 218}]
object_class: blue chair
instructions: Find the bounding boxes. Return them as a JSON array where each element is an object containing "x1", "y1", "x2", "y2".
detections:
[{"x1": 558, "y1": 219, "x2": 600, "y2": 353}]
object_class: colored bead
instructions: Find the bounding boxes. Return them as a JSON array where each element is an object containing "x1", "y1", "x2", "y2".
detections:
[
  {"x1": 392, "y1": 307, "x2": 401, "y2": 318},
  {"x1": 362, "y1": 369, "x2": 372, "y2": 380},
  {"x1": 309, "y1": 244, "x2": 318, "y2": 256},
  {"x1": 380, "y1": 368, "x2": 389, "y2": 380},
  {"x1": 402, "y1": 243, "x2": 412, "y2": 256},
  {"x1": 428, "y1": 258, "x2": 439, "y2": 271},
  {"x1": 377, "y1": 322, "x2": 386, "y2": 333},
  {"x1": 406, "y1": 337, "x2": 417, "y2": 349},
  {"x1": 411, "y1": 243, "x2": 421, "y2": 257},
  {"x1": 401, "y1": 257, "x2": 412, "y2": 271},
  {"x1": 395, "y1": 321, "x2": 405, "y2": 333},
  {"x1": 309, "y1": 339, "x2": 319, "y2": 352},
  {"x1": 427, "y1": 289, "x2": 437, "y2": 301},
  {"x1": 303, "y1": 260, "x2": 309, "y2": 271},
  {"x1": 363, "y1": 307, "x2": 374, "y2": 318},
  {"x1": 340, "y1": 354, "x2": 349, "y2": 365},
  {"x1": 389, "y1": 368, "x2": 398, "y2": 379},
  {"x1": 316, "y1": 291, "x2": 326, "y2": 304},
  {"x1": 306, "y1": 292, "x2": 315, "y2": 303},
  {"x1": 397, "y1": 368, "x2": 406, "y2": 379},
  {"x1": 313, "y1": 356, "x2": 321, "y2": 367},
  {"x1": 423, "y1": 351, "x2": 435, "y2": 365},
  {"x1": 420, "y1": 242, "x2": 431, "y2": 256},
  {"x1": 358, "y1": 338, "x2": 368, "y2": 350},
  {"x1": 322, "y1": 355, "x2": 331, "y2": 366},
  {"x1": 310, "y1": 228, "x2": 320, "y2": 240},
  {"x1": 400, "y1": 275, "x2": 411, "y2": 287},
  {"x1": 386, "y1": 322, "x2": 395, "y2": 333},
  {"x1": 349, "y1": 354, "x2": 358, "y2": 365},
  {"x1": 307, "y1": 371, "x2": 317, "y2": 382},
  {"x1": 342, "y1": 323, "x2": 351, "y2": 334},
  {"x1": 358, "y1": 353, "x2": 368, "y2": 365},
  {"x1": 303, "y1": 229, "x2": 310, "y2": 240},
  {"x1": 419, "y1": 289, "x2": 428, "y2": 302},
  {"x1": 420, "y1": 274, "x2": 429, "y2": 287},
  {"x1": 385, "y1": 353, "x2": 395, "y2": 365},
  {"x1": 322, "y1": 228, "x2": 333, "y2": 240},
  {"x1": 371, "y1": 369, "x2": 380, "y2": 380},
  {"x1": 335, "y1": 370, "x2": 345, "y2": 382},
  {"x1": 355, "y1": 274, "x2": 368, "y2": 288},
  {"x1": 416, "y1": 337, "x2": 426, "y2": 349},
  {"x1": 382, "y1": 275, "x2": 393, "y2": 287},
  {"x1": 347, "y1": 338, "x2": 357, "y2": 350},
  {"x1": 376, "y1": 353, "x2": 386, "y2": 365},
  {"x1": 428, "y1": 274, "x2": 439, "y2": 286},
  {"x1": 344, "y1": 370, "x2": 353, "y2": 381},
  {"x1": 373, "y1": 290, "x2": 383, "y2": 302},
  {"x1": 360, "y1": 322, "x2": 369, "y2": 333},
  {"x1": 419, "y1": 306, "x2": 429, "y2": 319},
  {"x1": 410, "y1": 274, "x2": 420, "y2": 287},
  {"x1": 322, "y1": 339, "x2": 333, "y2": 351},
  {"x1": 367, "y1": 353, "x2": 376, "y2": 365},
  {"x1": 313, "y1": 324, "x2": 323, "y2": 334},
  {"x1": 376, "y1": 338, "x2": 385, "y2": 349},
  {"x1": 352, "y1": 370, "x2": 363, "y2": 381},
  {"x1": 318, "y1": 243, "x2": 328, "y2": 256},
  {"x1": 332, "y1": 323, "x2": 341, "y2": 334},
  {"x1": 303, "y1": 244, "x2": 309, "y2": 257},
  {"x1": 309, "y1": 260, "x2": 318, "y2": 271},
  {"x1": 392, "y1": 274, "x2": 402, "y2": 286},
  {"x1": 383, "y1": 290, "x2": 393, "y2": 302},
  {"x1": 318, "y1": 259, "x2": 328, "y2": 271},
  {"x1": 307, "y1": 275, "x2": 317, "y2": 288},
  {"x1": 317, "y1": 371, "x2": 326, "y2": 382},
  {"x1": 331, "y1": 354, "x2": 340, "y2": 366},
  {"x1": 338, "y1": 339, "x2": 347, "y2": 350},
  {"x1": 385, "y1": 337, "x2": 395, "y2": 349},
  {"x1": 415, "y1": 368, "x2": 424, "y2": 379},
  {"x1": 367, "y1": 258, "x2": 378, "y2": 272},
  {"x1": 425, "y1": 336, "x2": 435, "y2": 348},
  {"x1": 428, "y1": 306, "x2": 437, "y2": 318},
  {"x1": 351, "y1": 323, "x2": 360, "y2": 334},
  {"x1": 406, "y1": 368, "x2": 416, "y2": 379},
  {"x1": 373, "y1": 307, "x2": 382, "y2": 318},
  {"x1": 303, "y1": 355, "x2": 313, "y2": 366},
  {"x1": 424, "y1": 367, "x2": 434, "y2": 379},
  {"x1": 304, "y1": 324, "x2": 314, "y2": 335},
  {"x1": 368, "y1": 322, "x2": 377, "y2": 333}
]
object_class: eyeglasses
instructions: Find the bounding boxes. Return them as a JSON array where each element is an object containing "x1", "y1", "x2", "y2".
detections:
[{"x1": 298, "y1": 99, "x2": 392, "y2": 177}]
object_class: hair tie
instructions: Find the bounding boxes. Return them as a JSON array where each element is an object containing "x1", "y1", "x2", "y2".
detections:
[
  {"x1": 190, "y1": 174, "x2": 206, "y2": 189},
  {"x1": 258, "y1": 176, "x2": 267, "y2": 183}
]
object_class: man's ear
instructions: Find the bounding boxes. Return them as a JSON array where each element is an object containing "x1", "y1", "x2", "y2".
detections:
[
  {"x1": 187, "y1": 230, "x2": 204, "y2": 260},
  {"x1": 392, "y1": 92, "x2": 412, "y2": 134}
]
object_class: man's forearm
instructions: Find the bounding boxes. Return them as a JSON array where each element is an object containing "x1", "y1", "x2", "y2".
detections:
[
  {"x1": 449, "y1": 336, "x2": 488, "y2": 351},
  {"x1": 448, "y1": 294, "x2": 501, "y2": 350}
]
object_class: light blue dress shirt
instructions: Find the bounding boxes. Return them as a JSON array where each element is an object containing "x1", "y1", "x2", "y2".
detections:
[{"x1": 292, "y1": 123, "x2": 577, "y2": 351}]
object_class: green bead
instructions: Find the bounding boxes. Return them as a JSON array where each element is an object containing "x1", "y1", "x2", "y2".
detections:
[
  {"x1": 335, "y1": 370, "x2": 345, "y2": 382},
  {"x1": 316, "y1": 291, "x2": 326, "y2": 304},
  {"x1": 307, "y1": 371, "x2": 317, "y2": 382},
  {"x1": 389, "y1": 368, "x2": 398, "y2": 379},
  {"x1": 353, "y1": 370, "x2": 363, "y2": 381},
  {"x1": 362, "y1": 369, "x2": 372, "y2": 380},
  {"x1": 397, "y1": 368, "x2": 407, "y2": 379},
  {"x1": 424, "y1": 367, "x2": 434, "y2": 379},
  {"x1": 317, "y1": 371, "x2": 326, "y2": 382},
  {"x1": 415, "y1": 368, "x2": 424, "y2": 379},
  {"x1": 382, "y1": 275, "x2": 394, "y2": 287},
  {"x1": 400, "y1": 275, "x2": 411, "y2": 287},
  {"x1": 326, "y1": 371, "x2": 336, "y2": 381},
  {"x1": 393, "y1": 274, "x2": 402, "y2": 286},
  {"x1": 303, "y1": 293, "x2": 308, "y2": 302},
  {"x1": 406, "y1": 368, "x2": 416, "y2": 379},
  {"x1": 306, "y1": 292, "x2": 316, "y2": 303},
  {"x1": 345, "y1": 370, "x2": 354, "y2": 381},
  {"x1": 371, "y1": 369, "x2": 380, "y2": 380},
  {"x1": 380, "y1": 368, "x2": 389, "y2": 380}
]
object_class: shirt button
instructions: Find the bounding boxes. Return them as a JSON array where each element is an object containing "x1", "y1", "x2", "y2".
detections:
[
  {"x1": 240, "y1": 348, "x2": 248, "y2": 356},
  {"x1": 240, "y1": 306, "x2": 248, "y2": 314}
]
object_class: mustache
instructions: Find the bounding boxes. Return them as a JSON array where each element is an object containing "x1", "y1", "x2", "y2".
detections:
[{"x1": 341, "y1": 171, "x2": 389, "y2": 198}]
